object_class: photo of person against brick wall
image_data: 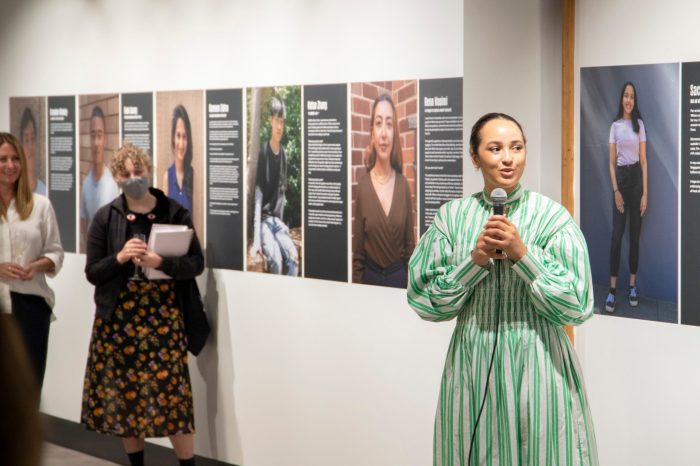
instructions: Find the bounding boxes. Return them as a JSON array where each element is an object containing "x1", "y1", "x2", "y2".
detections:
[
  {"x1": 10, "y1": 97, "x2": 47, "y2": 197},
  {"x1": 351, "y1": 81, "x2": 417, "y2": 288},
  {"x1": 246, "y1": 86, "x2": 302, "y2": 276},
  {"x1": 78, "y1": 94, "x2": 120, "y2": 253}
]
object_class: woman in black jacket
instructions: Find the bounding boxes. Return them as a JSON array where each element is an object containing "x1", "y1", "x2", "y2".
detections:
[{"x1": 81, "y1": 143, "x2": 203, "y2": 466}]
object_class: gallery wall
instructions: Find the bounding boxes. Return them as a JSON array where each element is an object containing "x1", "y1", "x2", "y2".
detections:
[
  {"x1": 1, "y1": 0, "x2": 586, "y2": 465},
  {"x1": 0, "y1": 1, "x2": 463, "y2": 465},
  {"x1": 575, "y1": 1, "x2": 700, "y2": 465}
]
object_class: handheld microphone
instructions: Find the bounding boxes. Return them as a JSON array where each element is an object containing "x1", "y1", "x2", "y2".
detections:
[{"x1": 490, "y1": 188, "x2": 507, "y2": 255}]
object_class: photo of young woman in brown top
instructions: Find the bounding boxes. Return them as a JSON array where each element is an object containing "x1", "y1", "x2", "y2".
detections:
[{"x1": 352, "y1": 94, "x2": 415, "y2": 288}]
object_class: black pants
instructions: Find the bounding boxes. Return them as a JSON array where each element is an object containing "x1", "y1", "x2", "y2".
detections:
[
  {"x1": 610, "y1": 163, "x2": 643, "y2": 277},
  {"x1": 363, "y1": 258, "x2": 408, "y2": 288},
  {"x1": 10, "y1": 292, "x2": 52, "y2": 391}
]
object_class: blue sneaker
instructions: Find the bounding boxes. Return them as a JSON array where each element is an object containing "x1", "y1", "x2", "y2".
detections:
[
  {"x1": 605, "y1": 292, "x2": 616, "y2": 313},
  {"x1": 629, "y1": 286, "x2": 639, "y2": 307}
]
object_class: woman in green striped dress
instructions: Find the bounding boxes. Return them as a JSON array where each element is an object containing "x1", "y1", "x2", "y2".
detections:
[{"x1": 408, "y1": 113, "x2": 598, "y2": 465}]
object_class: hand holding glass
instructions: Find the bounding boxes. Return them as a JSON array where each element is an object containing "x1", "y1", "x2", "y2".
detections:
[
  {"x1": 11, "y1": 229, "x2": 28, "y2": 266},
  {"x1": 129, "y1": 233, "x2": 147, "y2": 281}
]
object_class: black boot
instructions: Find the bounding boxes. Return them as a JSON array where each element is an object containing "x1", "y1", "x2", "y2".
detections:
[{"x1": 127, "y1": 450, "x2": 144, "y2": 466}]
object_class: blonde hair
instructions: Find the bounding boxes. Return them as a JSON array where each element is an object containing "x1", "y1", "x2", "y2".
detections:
[
  {"x1": 0, "y1": 133, "x2": 33, "y2": 221},
  {"x1": 109, "y1": 142, "x2": 152, "y2": 177}
]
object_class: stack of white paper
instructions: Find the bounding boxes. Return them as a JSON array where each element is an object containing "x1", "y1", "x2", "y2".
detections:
[{"x1": 145, "y1": 224, "x2": 194, "y2": 279}]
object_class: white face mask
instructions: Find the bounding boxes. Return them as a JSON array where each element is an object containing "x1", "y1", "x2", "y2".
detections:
[{"x1": 120, "y1": 176, "x2": 149, "y2": 200}]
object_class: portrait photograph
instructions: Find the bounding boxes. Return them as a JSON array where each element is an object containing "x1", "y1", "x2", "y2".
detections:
[
  {"x1": 350, "y1": 80, "x2": 418, "y2": 288},
  {"x1": 580, "y1": 63, "x2": 679, "y2": 322},
  {"x1": 155, "y1": 90, "x2": 205, "y2": 249},
  {"x1": 245, "y1": 86, "x2": 302, "y2": 277}
]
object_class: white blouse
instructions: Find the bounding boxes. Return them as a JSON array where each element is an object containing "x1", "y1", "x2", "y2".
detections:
[{"x1": 0, "y1": 194, "x2": 64, "y2": 313}]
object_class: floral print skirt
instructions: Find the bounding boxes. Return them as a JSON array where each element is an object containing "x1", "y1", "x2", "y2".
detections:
[{"x1": 81, "y1": 280, "x2": 194, "y2": 438}]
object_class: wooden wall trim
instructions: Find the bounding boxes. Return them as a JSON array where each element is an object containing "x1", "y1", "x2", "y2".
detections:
[
  {"x1": 562, "y1": 0, "x2": 575, "y2": 342},
  {"x1": 562, "y1": 0, "x2": 575, "y2": 216}
]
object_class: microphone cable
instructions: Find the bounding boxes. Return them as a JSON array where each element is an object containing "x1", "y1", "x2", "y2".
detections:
[{"x1": 467, "y1": 258, "x2": 502, "y2": 466}]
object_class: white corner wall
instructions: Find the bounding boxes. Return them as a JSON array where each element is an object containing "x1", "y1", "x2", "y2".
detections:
[
  {"x1": 463, "y1": 0, "x2": 561, "y2": 201},
  {"x1": 0, "y1": 0, "x2": 585, "y2": 465},
  {"x1": 575, "y1": 1, "x2": 700, "y2": 465}
]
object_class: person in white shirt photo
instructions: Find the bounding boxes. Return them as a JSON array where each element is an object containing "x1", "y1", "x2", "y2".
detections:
[{"x1": 80, "y1": 105, "x2": 119, "y2": 248}]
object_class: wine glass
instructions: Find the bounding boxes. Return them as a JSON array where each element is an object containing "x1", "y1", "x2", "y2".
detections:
[
  {"x1": 129, "y1": 233, "x2": 147, "y2": 281},
  {"x1": 11, "y1": 229, "x2": 28, "y2": 267}
]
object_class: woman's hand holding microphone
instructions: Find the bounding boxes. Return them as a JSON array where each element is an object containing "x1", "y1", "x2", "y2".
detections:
[{"x1": 471, "y1": 215, "x2": 527, "y2": 267}]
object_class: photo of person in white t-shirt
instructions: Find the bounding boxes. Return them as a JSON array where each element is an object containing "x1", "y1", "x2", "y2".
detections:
[{"x1": 80, "y1": 105, "x2": 119, "y2": 250}]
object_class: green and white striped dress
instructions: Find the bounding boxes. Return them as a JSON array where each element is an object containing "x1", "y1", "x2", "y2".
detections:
[{"x1": 408, "y1": 185, "x2": 598, "y2": 466}]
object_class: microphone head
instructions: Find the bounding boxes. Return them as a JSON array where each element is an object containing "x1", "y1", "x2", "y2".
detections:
[
  {"x1": 490, "y1": 187, "x2": 507, "y2": 216},
  {"x1": 490, "y1": 188, "x2": 507, "y2": 206}
]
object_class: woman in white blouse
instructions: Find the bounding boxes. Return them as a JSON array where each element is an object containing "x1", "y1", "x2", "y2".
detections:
[{"x1": 0, "y1": 132, "x2": 63, "y2": 391}]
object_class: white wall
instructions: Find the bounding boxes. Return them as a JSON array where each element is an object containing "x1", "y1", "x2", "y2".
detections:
[
  {"x1": 463, "y1": 0, "x2": 561, "y2": 201},
  {"x1": 575, "y1": 1, "x2": 700, "y2": 465},
  {"x1": 0, "y1": 0, "x2": 584, "y2": 465},
  {"x1": 0, "y1": 1, "x2": 462, "y2": 465}
]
